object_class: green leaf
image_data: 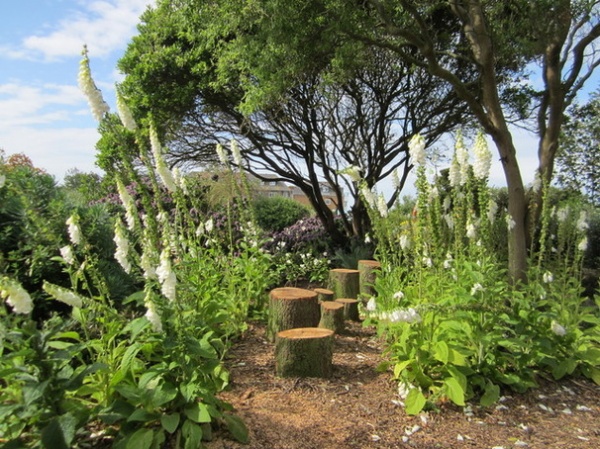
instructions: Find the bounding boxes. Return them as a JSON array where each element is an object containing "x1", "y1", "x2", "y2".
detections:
[
  {"x1": 182, "y1": 420, "x2": 203, "y2": 449},
  {"x1": 404, "y1": 388, "x2": 426, "y2": 415},
  {"x1": 552, "y1": 359, "x2": 578, "y2": 380},
  {"x1": 161, "y1": 413, "x2": 180, "y2": 434},
  {"x1": 185, "y1": 402, "x2": 212, "y2": 423},
  {"x1": 126, "y1": 428, "x2": 154, "y2": 449},
  {"x1": 127, "y1": 409, "x2": 159, "y2": 423},
  {"x1": 41, "y1": 413, "x2": 77, "y2": 449},
  {"x1": 121, "y1": 343, "x2": 143, "y2": 374},
  {"x1": 480, "y1": 381, "x2": 500, "y2": 407},
  {"x1": 434, "y1": 341, "x2": 449, "y2": 364},
  {"x1": 151, "y1": 381, "x2": 178, "y2": 408},
  {"x1": 46, "y1": 340, "x2": 74, "y2": 349},
  {"x1": 444, "y1": 377, "x2": 465, "y2": 406},
  {"x1": 224, "y1": 414, "x2": 249, "y2": 444},
  {"x1": 393, "y1": 360, "x2": 412, "y2": 378}
]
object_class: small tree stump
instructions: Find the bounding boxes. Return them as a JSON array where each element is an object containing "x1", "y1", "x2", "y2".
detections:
[
  {"x1": 267, "y1": 287, "x2": 320, "y2": 341},
  {"x1": 318, "y1": 301, "x2": 345, "y2": 333},
  {"x1": 314, "y1": 287, "x2": 334, "y2": 303},
  {"x1": 275, "y1": 327, "x2": 334, "y2": 378},
  {"x1": 328, "y1": 268, "x2": 360, "y2": 299},
  {"x1": 358, "y1": 259, "x2": 381, "y2": 303},
  {"x1": 335, "y1": 298, "x2": 360, "y2": 322}
]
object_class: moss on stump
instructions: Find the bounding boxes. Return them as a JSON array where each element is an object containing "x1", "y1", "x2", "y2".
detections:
[
  {"x1": 318, "y1": 301, "x2": 345, "y2": 333},
  {"x1": 275, "y1": 327, "x2": 334, "y2": 378},
  {"x1": 328, "y1": 268, "x2": 360, "y2": 299},
  {"x1": 267, "y1": 287, "x2": 320, "y2": 342}
]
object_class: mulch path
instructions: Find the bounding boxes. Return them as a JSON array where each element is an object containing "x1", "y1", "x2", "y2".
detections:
[{"x1": 206, "y1": 321, "x2": 600, "y2": 449}]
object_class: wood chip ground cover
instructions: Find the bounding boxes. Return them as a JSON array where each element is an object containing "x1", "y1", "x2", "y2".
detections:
[{"x1": 207, "y1": 321, "x2": 600, "y2": 449}]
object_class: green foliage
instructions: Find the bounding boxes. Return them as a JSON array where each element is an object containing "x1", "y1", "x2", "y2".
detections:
[
  {"x1": 557, "y1": 90, "x2": 600, "y2": 205},
  {"x1": 364, "y1": 133, "x2": 600, "y2": 415},
  {"x1": 252, "y1": 195, "x2": 310, "y2": 232}
]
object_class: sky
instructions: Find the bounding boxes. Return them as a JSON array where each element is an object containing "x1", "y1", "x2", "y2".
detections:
[
  {"x1": 0, "y1": 1, "x2": 582, "y2": 192},
  {"x1": 1, "y1": 0, "x2": 154, "y2": 181}
]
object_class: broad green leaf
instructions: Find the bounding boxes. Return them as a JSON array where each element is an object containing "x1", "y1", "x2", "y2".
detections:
[
  {"x1": 151, "y1": 381, "x2": 178, "y2": 407},
  {"x1": 444, "y1": 377, "x2": 465, "y2": 406},
  {"x1": 46, "y1": 341, "x2": 73, "y2": 350},
  {"x1": 161, "y1": 413, "x2": 180, "y2": 434},
  {"x1": 126, "y1": 428, "x2": 154, "y2": 449},
  {"x1": 552, "y1": 359, "x2": 578, "y2": 380},
  {"x1": 480, "y1": 381, "x2": 500, "y2": 407},
  {"x1": 434, "y1": 341, "x2": 449, "y2": 364},
  {"x1": 127, "y1": 409, "x2": 159, "y2": 422},
  {"x1": 185, "y1": 402, "x2": 211, "y2": 423},
  {"x1": 182, "y1": 420, "x2": 203, "y2": 449},
  {"x1": 224, "y1": 414, "x2": 249, "y2": 444},
  {"x1": 404, "y1": 388, "x2": 426, "y2": 415},
  {"x1": 121, "y1": 343, "x2": 143, "y2": 374},
  {"x1": 41, "y1": 413, "x2": 77, "y2": 449},
  {"x1": 448, "y1": 348, "x2": 469, "y2": 367},
  {"x1": 393, "y1": 360, "x2": 412, "y2": 378}
]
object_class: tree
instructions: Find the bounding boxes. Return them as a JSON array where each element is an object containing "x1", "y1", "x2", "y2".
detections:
[
  {"x1": 556, "y1": 93, "x2": 600, "y2": 205},
  {"x1": 184, "y1": 0, "x2": 600, "y2": 282},
  {"x1": 118, "y1": 2, "x2": 474, "y2": 243}
]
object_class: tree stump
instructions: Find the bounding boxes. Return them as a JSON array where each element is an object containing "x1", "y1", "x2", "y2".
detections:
[
  {"x1": 314, "y1": 287, "x2": 334, "y2": 303},
  {"x1": 335, "y1": 298, "x2": 360, "y2": 322},
  {"x1": 328, "y1": 268, "x2": 360, "y2": 299},
  {"x1": 318, "y1": 301, "x2": 345, "y2": 333},
  {"x1": 267, "y1": 287, "x2": 320, "y2": 341},
  {"x1": 275, "y1": 327, "x2": 334, "y2": 378},
  {"x1": 358, "y1": 259, "x2": 381, "y2": 303}
]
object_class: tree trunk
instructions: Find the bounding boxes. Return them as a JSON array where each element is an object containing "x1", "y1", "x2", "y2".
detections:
[
  {"x1": 314, "y1": 287, "x2": 334, "y2": 302},
  {"x1": 267, "y1": 287, "x2": 320, "y2": 341},
  {"x1": 318, "y1": 301, "x2": 345, "y2": 333},
  {"x1": 275, "y1": 327, "x2": 334, "y2": 378},
  {"x1": 335, "y1": 298, "x2": 360, "y2": 322},
  {"x1": 328, "y1": 268, "x2": 360, "y2": 299},
  {"x1": 358, "y1": 259, "x2": 381, "y2": 302}
]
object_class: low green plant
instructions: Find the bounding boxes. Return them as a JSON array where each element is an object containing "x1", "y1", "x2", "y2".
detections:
[{"x1": 360, "y1": 132, "x2": 600, "y2": 414}]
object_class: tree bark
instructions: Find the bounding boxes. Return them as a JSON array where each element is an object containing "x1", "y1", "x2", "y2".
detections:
[
  {"x1": 267, "y1": 287, "x2": 320, "y2": 341},
  {"x1": 335, "y1": 298, "x2": 360, "y2": 322},
  {"x1": 318, "y1": 301, "x2": 345, "y2": 333},
  {"x1": 275, "y1": 327, "x2": 334, "y2": 378},
  {"x1": 328, "y1": 268, "x2": 360, "y2": 299},
  {"x1": 358, "y1": 259, "x2": 381, "y2": 302}
]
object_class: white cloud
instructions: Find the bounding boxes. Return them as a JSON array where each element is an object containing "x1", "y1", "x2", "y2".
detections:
[
  {"x1": 16, "y1": 0, "x2": 153, "y2": 61},
  {"x1": 1, "y1": 125, "x2": 102, "y2": 181},
  {"x1": 0, "y1": 82, "x2": 85, "y2": 127}
]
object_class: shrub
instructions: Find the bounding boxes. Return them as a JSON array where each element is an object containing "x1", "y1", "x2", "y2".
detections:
[{"x1": 252, "y1": 195, "x2": 310, "y2": 232}]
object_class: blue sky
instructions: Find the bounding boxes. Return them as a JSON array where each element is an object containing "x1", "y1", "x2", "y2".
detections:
[
  {"x1": 2, "y1": 1, "x2": 591, "y2": 191},
  {"x1": 1, "y1": 0, "x2": 153, "y2": 181}
]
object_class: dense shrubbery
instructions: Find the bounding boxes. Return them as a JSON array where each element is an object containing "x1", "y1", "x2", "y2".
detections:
[
  {"x1": 252, "y1": 195, "x2": 310, "y2": 232},
  {"x1": 361, "y1": 134, "x2": 600, "y2": 414}
]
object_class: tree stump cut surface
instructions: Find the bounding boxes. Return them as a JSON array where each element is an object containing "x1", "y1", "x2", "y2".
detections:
[
  {"x1": 328, "y1": 268, "x2": 360, "y2": 299},
  {"x1": 335, "y1": 298, "x2": 360, "y2": 322},
  {"x1": 314, "y1": 287, "x2": 334, "y2": 303},
  {"x1": 318, "y1": 301, "x2": 345, "y2": 333},
  {"x1": 358, "y1": 259, "x2": 381, "y2": 302},
  {"x1": 267, "y1": 287, "x2": 320, "y2": 341},
  {"x1": 275, "y1": 327, "x2": 334, "y2": 378}
]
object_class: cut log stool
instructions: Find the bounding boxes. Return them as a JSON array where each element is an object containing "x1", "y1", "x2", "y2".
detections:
[
  {"x1": 314, "y1": 287, "x2": 334, "y2": 303},
  {"x1": 335, "y1": 298, "x2": 360, "y2": 322},
  {"x1": 328, "y1": 268, "x2": 360, "y2": 299},
  {"x1": 318, "y1": 301, "x2": 345, "y2": 333},
  {"x1": 275, "y1": 327, "x2": 334, "y2": 378},
  {"x1": 267, "y1": 287, "x2": 320, "y2": 342},
  {"x1": 358, "y1": 259, "x2": 381, "y2": 303}
]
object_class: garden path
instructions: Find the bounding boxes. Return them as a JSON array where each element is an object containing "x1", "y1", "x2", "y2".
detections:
[{"x1": 208, "y1": 321, "x2": 600, "y2": 449}]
